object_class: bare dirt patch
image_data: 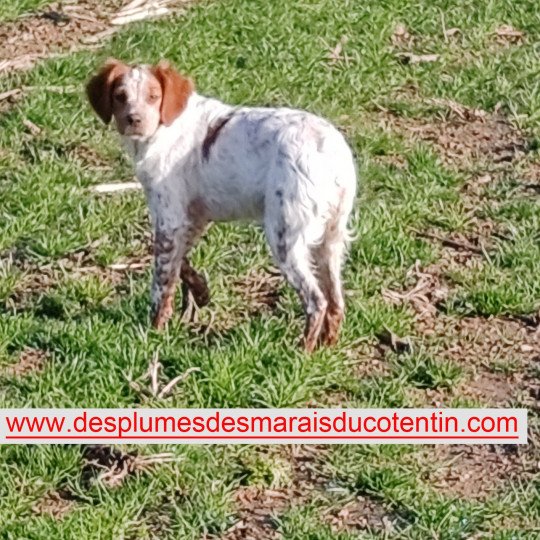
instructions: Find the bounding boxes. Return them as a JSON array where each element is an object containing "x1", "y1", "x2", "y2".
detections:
[
  {"x1": 421, "y1": 444, "x2": 530, "y2": 500},
  {"x1": 322, "y1": 496, "x2": 394, "y2": 533},
  {"x1": 437, "y1": 316, "x2": 538, "y2": 370},
  {"x1": 381, "y1": 106, "x2": 529, "y2": 170},
  {"x1": 219, "y1": 446, "x2": 398, "y2": 539},
  {"x1": 1, "y1": 248, "x2": 151, "y2": 314},
  {"x1": 382, "y1": 261, "x2": 539, "y2": 406},
  {"x1": 0, "y1": 1, "x2": 123, "y2": 73},
  {"x1": 219, "y1": 446, "x2": 325, "y2": 539},
  {"x1": 221, "y1": 486, "x2": 293, "y2": 539},
  {"x1": 0, "y1": 347, "x2": 48, "y2": 378},
  {"x1": 344, "y1": 339, "x2": 391, "y2": 381},
  {"x1": 0, "y1": 0, "x2": 190, "y2": 75}
]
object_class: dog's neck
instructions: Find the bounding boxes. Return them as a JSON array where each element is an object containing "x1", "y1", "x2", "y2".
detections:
[{"x1": 121, "y1": 93, "x2": 234, "y2": 181}]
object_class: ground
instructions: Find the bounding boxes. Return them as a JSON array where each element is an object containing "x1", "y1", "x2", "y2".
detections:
[{"x1": 0, "y1": 0, "x2": 539, "y2": 538}]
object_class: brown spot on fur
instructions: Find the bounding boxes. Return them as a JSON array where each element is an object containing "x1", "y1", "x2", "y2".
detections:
[
  {"x1": 86, "y1": 59, "x2": 130, "y2": 124},
  {"x1": 180, "y1": 259, "x2": 210, "y2": 308},
  {"x1": 152, "y1": 292, "x2": 174, "y2": 329},
  {"x1": 321, "y1": 307, "x2": 344, "y2": 346},
  {"x1": 304, "y1": 307, "x2": 327, "y2": 353},
  {"x1": 151, "y1": 61, "x2": 194, "y2": 126},
  {"x1": 187, "y1": 197, "x2": 209, "y2": 221},
  {"x1": 202, "y1": 113, "x2": 234, "y2": 161}
]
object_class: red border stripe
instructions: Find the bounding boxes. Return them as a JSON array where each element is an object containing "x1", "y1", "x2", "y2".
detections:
[{"x1": 5, "y1": 435, "x2": 520, "y2": 440}]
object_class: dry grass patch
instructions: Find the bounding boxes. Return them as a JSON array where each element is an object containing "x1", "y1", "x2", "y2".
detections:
[
  {"x1": 382, "y1": 259, "x2": 539, "y2": 406},
  {"x1": 220, "y1": 486, "x2": 294, "y2": 540},
  {"x1": 421, "y1": 444, "x2": 529, "y2": 501},
  {"x1": 231, "y1": 267, "x2": 283, "y2": 314},
  {"x1": 386, "y1": 110, "x2": 529, "y2": 170},
  {"x1": 0, "y1": 0, "x2": 124, "y2": 73},
  {"x1": 32, "y1": 488, "x2": 78, "y2": 519},
  {"x1": 81, "y1": 445, "x2": 176, "y2": 489},
  {"x1": 220, "y1": 445, "x2": 398, "y2": 538},
  {"x1": 322, "y1": 495, "x2": 394, "y2": 534},
  {"x1": 0, "y1": 347, "x2": 48, "y2": 378}
]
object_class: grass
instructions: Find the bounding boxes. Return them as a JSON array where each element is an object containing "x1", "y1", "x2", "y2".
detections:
[
  {"x1": 0, "y1": 0, "x2": 51, "y2": 21},
  {"x1": 0, "y1": 0, "x2": 539, "y2": 538}
]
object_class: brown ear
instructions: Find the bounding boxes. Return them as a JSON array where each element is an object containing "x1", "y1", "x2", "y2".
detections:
[
  {"x1": 152, "y1": 61, "x2": 194, "y2": 126},
  {"x1": 86, "y1": 59, "x2": 129, "y2": 124}
]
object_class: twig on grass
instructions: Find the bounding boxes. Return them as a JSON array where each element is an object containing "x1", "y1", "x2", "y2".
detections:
[
  {"x1": 396, "y1": 52, "x2": 439, "y2": 64},
  {"x1": 111, "y1": 0, "x2": 172, "y2": 25},
  {"x1": 428, "y1": 97, "x2": 487, "y2": 121},
  {"x1": 158, "y1": 367, "x2": 201, "y2": 398},
  {"x1": 125, "y1": 352, "x2": 201, "y2": 400},
  {"x1": 0, "y1": 89, "x2": 22, "y2": 101},
  {"x1": 411, "y1": 228, "x2": 484, "y2": 255},
  {"x1": 92, "y1": 181, "x2": 141, "y2": 193},
  {"x1": 149, "y1": 352, "x2": 160, "y2": 397},
  {"x1": 108, "y1": 261, "x2": 149, "y2": 270},
  {"x1": 22, "y1": 85, "x2": 79, "y2": 93},
  {"x1": 22, "y1": 118, "x2": 42, "y2": 135},
  {"x1": 81, "y1": 27, "x2": 119, "y2": 44}
]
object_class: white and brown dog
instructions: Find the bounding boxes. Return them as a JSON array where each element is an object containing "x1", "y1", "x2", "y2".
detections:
[{"x1": 86, "y1": 59, "x2": 356, "y2": 351}]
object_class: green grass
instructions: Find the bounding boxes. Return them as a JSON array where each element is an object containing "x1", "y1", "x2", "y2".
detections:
[
  {"x1": 0, "y1": 0, "x2": 52, "y2": 21},
  {"x1": 1, "y1": 0, "x2": 540, "y2": 537}
]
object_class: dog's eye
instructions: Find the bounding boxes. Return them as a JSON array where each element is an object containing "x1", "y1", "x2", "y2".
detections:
[
  {"x1": 148, "y1": 94, "x2": 160, "y2": 102},
  {"x1": 114, "y1": 92, "x2": 127, "y2": 103}
]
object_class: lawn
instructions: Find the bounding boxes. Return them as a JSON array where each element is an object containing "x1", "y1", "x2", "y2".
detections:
[{"x1": 0, "y1": 0, "x2": 539, "y2": 538}]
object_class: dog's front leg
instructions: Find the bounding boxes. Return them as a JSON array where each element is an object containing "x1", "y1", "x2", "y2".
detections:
[{"x1": 151, "y1": 227, "x2": 186, "y2": 329}]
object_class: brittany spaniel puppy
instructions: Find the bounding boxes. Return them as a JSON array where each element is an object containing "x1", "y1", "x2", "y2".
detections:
[{"x1": 86, "y1": 59, "x2": 356, "y2": 352}]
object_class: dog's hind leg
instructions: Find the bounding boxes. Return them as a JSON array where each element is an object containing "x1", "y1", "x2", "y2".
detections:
[
  {"x1": 313, "y1": 194, "x2": 354, "y2": 346},
  {"x1": 265, "y1": 215, "x2": 327, "y2": 353},
  {"x1": 313, "y1": 231, "x2": 346, "y2": 346},
  {"x1": 180, "y1": 258, "x2": 210, "y2": 315}
]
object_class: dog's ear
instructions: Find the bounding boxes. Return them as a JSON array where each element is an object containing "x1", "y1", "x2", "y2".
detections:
[
  {"x1": 151, "y1": 61, "x2": 194, "y2": 126},
  {"x1": 86, "y1": 59, "x2": 129, "y2": 124}
]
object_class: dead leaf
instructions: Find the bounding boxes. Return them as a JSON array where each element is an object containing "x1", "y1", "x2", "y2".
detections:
[
  {"x1": 1, "y1": 348, "x2": 48, "y2": 378},
  {"x1": 0, "y1": 88, "x2": 22, "y2": 101},
  {"x1": 32, "y1": 489, "x2": 77, "y2": 518},
  {"x1": 444, "y1": 27, "x2": 461, "y2": 38},
  {"x1": 476, "y1": 174, "x2": 492, "y2": 185},
  {"x1": 376, "y1": 328, "x2": 412, "y2": 354},
  {"x1": 23, "y1": 118, "x2": 42, "y2": 135},
  {"x1": 391, "y1": 23, "x2": 411, "y2": 47},
  {"x1": 495, "y1": 24, "x2": 524, "y2": 43},
  {"x1": 327, "y1": 35, "x2": 349, "y2": 65}
]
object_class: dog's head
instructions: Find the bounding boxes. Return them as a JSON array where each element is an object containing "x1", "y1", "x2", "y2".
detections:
[{"x1": 86, "y1": 59, "x2": 194, "y2": 139}]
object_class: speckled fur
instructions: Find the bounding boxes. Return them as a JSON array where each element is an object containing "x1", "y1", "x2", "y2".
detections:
[{"x1": 88, "y1": 61, "x2": 357, "y2": 351}]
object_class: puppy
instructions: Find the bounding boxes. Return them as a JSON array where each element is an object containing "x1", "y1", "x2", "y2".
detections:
[{"x1": 86, "y1": 59, "x2": 356, "y2": 351}]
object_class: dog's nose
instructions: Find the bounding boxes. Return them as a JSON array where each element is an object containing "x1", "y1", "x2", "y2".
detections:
[{"x1": 127, "y1": 113, "x2": 141, "y2": 126}]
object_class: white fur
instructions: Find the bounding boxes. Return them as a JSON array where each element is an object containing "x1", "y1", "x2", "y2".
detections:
[{"x1": 122, "y1": 91, "x2": 357, "y2": 348}]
